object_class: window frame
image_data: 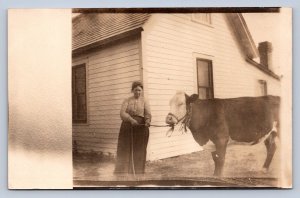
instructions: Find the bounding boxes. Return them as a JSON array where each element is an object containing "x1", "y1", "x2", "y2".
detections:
[
  {"x1": 191, "y1": 13, "x2": 213, "y2": 27},
  {"x1": 196, "y1": 58, "x2": 214, "y2": 99},
  {"x1": 258, "y1": 79, "x2": 268, "y2": 96},
  {"x1": 72, "y1": 63, "x2": 88, "y2": 124}
]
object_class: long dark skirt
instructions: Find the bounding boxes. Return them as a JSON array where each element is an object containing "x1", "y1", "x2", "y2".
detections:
[{"x1": 114, "y1": 116, "x2": 149, "y2": 175}]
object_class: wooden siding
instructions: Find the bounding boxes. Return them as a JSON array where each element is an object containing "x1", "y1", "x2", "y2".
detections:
[
  {"x1": 142, "y1": 13, "x2": 281, "y2": 160},
  {"x1": 72, "y1": 36, "x2": 141, "y2": 155}
]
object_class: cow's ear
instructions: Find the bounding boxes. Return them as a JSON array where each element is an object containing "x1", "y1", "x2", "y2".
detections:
[
  {"x1": 186, "y1": 94, "x2": 199, "y2": 104},
  {"x1": 189, "y1": 94, "x2": 199, "y2": 103}
]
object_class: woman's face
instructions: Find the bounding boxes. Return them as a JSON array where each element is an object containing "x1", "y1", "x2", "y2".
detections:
[{"x1": 132, "y1": 86, "x2": 143, "y2": 98}]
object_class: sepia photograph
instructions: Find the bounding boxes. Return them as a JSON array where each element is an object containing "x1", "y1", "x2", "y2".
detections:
[
  {"x1": 8, "y1": 7, "x2": 292, "y2": 189},
  {"x1": 71, "y1": 8, "x2": 291, "y2": 188}
]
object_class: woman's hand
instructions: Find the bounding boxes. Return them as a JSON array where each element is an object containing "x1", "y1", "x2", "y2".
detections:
[
  {"x1": 145, "y1": 122, "x2": 150, "y2": 127},
  {"x1": 130, "y1": 119, "x2": 139, "y2": 126}
]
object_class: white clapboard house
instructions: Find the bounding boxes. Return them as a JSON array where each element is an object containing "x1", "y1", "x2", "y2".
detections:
[{"x1": 72, "y1": 13, "x2": 281, "y2": 160}]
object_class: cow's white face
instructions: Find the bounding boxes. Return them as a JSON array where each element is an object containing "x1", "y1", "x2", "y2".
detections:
[{"x1": 166, "y1": 91, "x2": 187, "y2": 125}]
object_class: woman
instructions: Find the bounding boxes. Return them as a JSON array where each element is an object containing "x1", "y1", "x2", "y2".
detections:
[{"x1": 114, "y1": 81, "x2": 151, "y2": 175}]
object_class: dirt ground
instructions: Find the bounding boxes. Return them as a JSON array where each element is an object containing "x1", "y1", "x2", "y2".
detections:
[{"x1": 73, "y1": 141, "x2": 281, "y2": 188}]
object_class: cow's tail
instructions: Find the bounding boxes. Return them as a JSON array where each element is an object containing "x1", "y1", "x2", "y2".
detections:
[{"x1": 263, "y1": 121, "x2": 279, "y2": 170}]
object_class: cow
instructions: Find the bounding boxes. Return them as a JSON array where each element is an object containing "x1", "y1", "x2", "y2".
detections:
[{"x1": 165, "y1": 91, "x2": 280, "y2": 176}]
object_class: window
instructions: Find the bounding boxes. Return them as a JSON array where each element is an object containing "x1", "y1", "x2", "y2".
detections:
[
  {"x1": 72, "y1": 64, "x2": 87, "y2": 123},
  {"x1": 191, "y1": 13, "x2": 212, "y2": 25},
  {"x1": 197, "y1": 59, "x2": 214, "y2": 99},
  {"x1": 258, "y1": 80, "x2": 268, "y2": 96}
]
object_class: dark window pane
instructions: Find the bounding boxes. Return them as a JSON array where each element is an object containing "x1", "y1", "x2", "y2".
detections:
[
  {"x1": 207, "y1": 88, "x2": 213, "y2": 99},
  {"x1": 72, "y1": 64, "x2": 87, "y2": 123},
  {"x1": 77, "y1": 94, "x2": 86, "y2": 120},
  {"x1": 76, "y1": 80, "x2": 86, "y2": 94},
  {"x1": 75, "y1": 66, "x2": 86, "y2": 79},
  {"x1": 197, "y1": 59, "x2": 214, "y2": 99},
  {"x1": 264, "y1": 83, "x2": 268, "y2": 95},
  {"x1": 259, "y1": 80, "x2": 268, "y2": 96}
]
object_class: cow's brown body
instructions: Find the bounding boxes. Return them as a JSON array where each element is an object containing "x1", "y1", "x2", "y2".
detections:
[{"x1": 166, "y1": 92, "x2": 280, "y2": 176}]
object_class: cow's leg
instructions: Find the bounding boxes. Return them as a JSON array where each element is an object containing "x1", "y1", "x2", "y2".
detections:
[
  {"x1": 212, "y1": 138, "x2": 229, "y2": 176},
  {"x1": 263, "y1": 131, "x2": 277, "y2": 170}
]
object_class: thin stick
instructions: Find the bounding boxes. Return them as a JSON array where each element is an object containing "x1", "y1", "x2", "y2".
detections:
[{"x1": 130, "y1": 125, "x2": 136, "y2": 177}]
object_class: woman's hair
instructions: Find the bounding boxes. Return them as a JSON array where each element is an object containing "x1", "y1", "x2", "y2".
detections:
[{"x1": 131, "y1": 81, "x2": 143, "y2": 91}]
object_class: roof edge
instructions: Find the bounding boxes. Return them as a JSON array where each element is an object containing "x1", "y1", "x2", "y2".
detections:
[
  {"x1": 72, "y1": 27, "x2": 144, "y2": 55},
  {"x1": 237, "y1": 13, "x2": 259, "y2": 58},
  {"x1": 226, "y1": 13, "x2": 259, "y2": 59},
  {"x1": 246, "y1": 58, "x2": 281, "y2": 81}
]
